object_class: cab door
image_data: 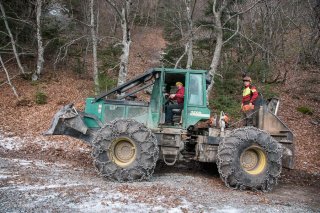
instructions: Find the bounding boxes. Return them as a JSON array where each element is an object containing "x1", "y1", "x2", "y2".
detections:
[
  {"x1": 159, "y1": 69, "x2": 186, "y2": 127},
  {"x1": 184, "y1": 73, "x2": 211, "y2": 128}
]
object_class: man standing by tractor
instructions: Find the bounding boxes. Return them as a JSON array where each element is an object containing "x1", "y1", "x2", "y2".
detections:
[
  {"x1": 242, "y1": 76, "x2": 259, "y2": 126},
  {"x1": 165, "y1": 82, "x2": 185, "y2": 125}
]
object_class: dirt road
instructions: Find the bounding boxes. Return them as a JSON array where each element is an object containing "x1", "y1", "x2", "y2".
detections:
[{"x1": 0, "y1": 133, "x2": 319, "y2": 213}]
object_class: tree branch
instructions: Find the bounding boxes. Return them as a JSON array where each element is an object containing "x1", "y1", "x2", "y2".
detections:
[
  {"x1": 54, "y1": 36, "x2": 87, "y2": 70},
  {"x1": 0, "y1": 30, "x2": 9, "y2": 37},
  {"x1": 223, "y1": 15, "x2": 240, "y2": 45},
  {"x1": 233, "y1": 29, "x2": 274, "y2": 57},
  {"x1": 0, "y1": 54, "x2": 19, "y2": 98},
  {"x1": 223, "y1": 0, "x2": 262, "y2": 27},
  {"x1": 175, "y1": 43, "x2": 188, "y2": 69},
  {"x1": 6, "y1": 16, "x2": 34, "y2": 26},
  {"x1": 105, "y1": 0, "x2": 122, "y2": 18},
  {"x1": 0, "y1": 2, "x2": 25, "y2": 74},
  {"x1": 195, "y1": 23, "x2": 274, "y2": 57}
]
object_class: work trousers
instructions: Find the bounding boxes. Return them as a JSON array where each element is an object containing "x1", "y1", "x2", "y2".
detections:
[
  {"x1": 165, "y1": 103, "x2": 183, "y2": 123},
  {"x1": 243, "y1": 107, "x2": 258, "y2": 127}
]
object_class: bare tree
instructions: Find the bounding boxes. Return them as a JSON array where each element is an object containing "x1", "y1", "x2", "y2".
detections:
[
  {"x1": 185, "y1": 0, "x2": 195, "y2": 69},
  {"x1": 206, "y1": 0, "x2": 230, "y2": 98},
  {"x1": 0, "y1": 55, "x2": 19, "y2": 98},
  {"x1": 0, "y1": 2, "x2": 25, "y2": 75},
  {"x1": 174, "y1": 0, "x2": 196, "y2": 69},
  {"x1": 302, "y1": 0, "x2": 320, "y2": 65},
  {"x1": 105, "y1": 0, "x2": 132, "y2": 86},
  {"x1": 32, "y1": 0, "x2": 44, "y2": 81},
  {"x1": 206, "y1": 0, "x2": 263, "y2": 99},
  {"x1": 90, "y1": 0, "x2": 99, "y2": 94},
  {"x1": 237, "y1": 0, "x2": 317, "y2": 81}
]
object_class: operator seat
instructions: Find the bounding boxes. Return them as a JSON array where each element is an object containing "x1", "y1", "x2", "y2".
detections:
[
  {"x1": 172, "y1": 109, "x2": 183, "y2": 124},
  {"x1": 172, "y1": 109, "x2": 182, "y2": 115}
]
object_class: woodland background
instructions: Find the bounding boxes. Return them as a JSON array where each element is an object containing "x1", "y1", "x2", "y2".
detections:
[{"x1": 0, "y1": 0, "x2": 319, "y2": 175}]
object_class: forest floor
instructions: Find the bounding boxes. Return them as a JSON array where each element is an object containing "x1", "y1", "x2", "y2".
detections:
[{"x1": 0, "y1": 26, "x2": 319, "y2": 212}]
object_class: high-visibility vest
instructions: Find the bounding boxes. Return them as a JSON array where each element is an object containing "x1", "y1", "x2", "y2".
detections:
[{"x1": 242, "y1": 85, "x2": 258, "y2": 105}]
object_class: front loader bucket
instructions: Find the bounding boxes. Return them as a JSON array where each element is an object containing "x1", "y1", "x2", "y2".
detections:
[{"x1": 45, "y1": 104, "x2": 93, "y2": 144}]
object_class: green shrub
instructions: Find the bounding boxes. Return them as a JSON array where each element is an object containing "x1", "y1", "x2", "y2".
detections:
[
  {"x1": 209, "y1": 61, "x2": 243, "y2": 120},
  {"x1": 247, "y1": 60, "x2": 270, "y2": 83},
  {"x1": 98, "y1": 72, "x2": 117, "y2": 93},
  {"x1": 72, "y1": 57, "x2": 86, "y2": 74},
  {"x1": 210, "y1": 95, "x2": 241, "y2": 120},
  {"x1": 260, "y1": 84, "x2": 279, "y2": 100},
  {"x1": 42, "y1": 20, "x2": 60, "y2": 39},
  {"x1": 98, "y1": 44, "x2": 122, "y2": 70},
  {"x1": 30, "y1": 81, "x2": 39, "y2": 86},
  {"x1": 191, "y1": 53, "x2": 211, "y2": 70},
  {"x1": 35, "y1": 90, "x2": 47, "y2": 105},
  {"x1": 161, "y1": 44, "x2": 185, "y2": 68},
  {"x1": 133, "y1": 15, "x2": 153, "y2": 26},
  {"x1": 195, "y1": 38, "x2": 213, "y2": 53},
  {"x1": 296, "y1": 106, "x2": 313, "y2": 115}
]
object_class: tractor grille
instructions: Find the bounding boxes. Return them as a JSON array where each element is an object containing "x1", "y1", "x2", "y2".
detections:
[
  {"x1": 105, "y1": 105, "x2": 148, "y2": 124},
  {"x1": 127, "y1": 106, "x2": 148, "y2": 125},
  {"x1": 105, "y1": 105, "x2": 125, "y2": 122}
]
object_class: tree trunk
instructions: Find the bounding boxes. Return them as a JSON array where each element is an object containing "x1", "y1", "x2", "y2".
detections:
[
  {"x1": 0, "y1": 55, "x2": 19, "y2": 99},
  {"x1": 174, "y1": 0, "x2": 194, "y2": 69},
  {"x1": 174, "y1": 44, "x2": 187, "y2": 69},
  {"x1": 186, "y1": 40, "x2": 193, "y2": 69},
  {"x1": 117, "y1": 1, "x2": 131, "y2": 86},
  {"x1": 105, "y1": 0, "x2": 132, "y2": 87},
  {"x1": 207, "y1": 9, "x2": 223, "y2": 100},
  {"x1": 185, "y1": 0, "x2": 194, "y2": 69},
  {"x1": 90, "y1": 0, "x2": 99, "y2": 94},
  {"x1": 32, "y1": 0, "x2": 44, "y2": 81},
  {"x1": 308, "y1": 0, "x2": 320, "y2": 64},
  {"x1": 0, "y1": 2, "x2": 25, "y2": 75}
]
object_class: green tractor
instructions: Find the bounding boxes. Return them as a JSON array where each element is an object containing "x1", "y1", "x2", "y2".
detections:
[{"x1": 46, "y1": 68, "x2": 294, "y2": 191}]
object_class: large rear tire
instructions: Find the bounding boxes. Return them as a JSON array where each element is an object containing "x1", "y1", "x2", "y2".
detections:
[
  {"x1": 92, "y1": 119, "x2": 159, "y2": 182},
  {"x1": 217, "y1": 127, "x2": 283, "y2": 191}
]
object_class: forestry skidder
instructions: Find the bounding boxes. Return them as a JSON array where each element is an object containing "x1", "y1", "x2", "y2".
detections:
[{"x1": 46, "y1": 68, "x2": 294, "y2": 191}]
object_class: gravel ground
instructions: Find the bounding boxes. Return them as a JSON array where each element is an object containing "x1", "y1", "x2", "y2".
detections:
[{"x1": 0, "y1": 133, "x2": 319, "y2": 213}]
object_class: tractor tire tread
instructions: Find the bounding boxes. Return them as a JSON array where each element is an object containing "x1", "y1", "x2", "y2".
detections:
[
  {"x1": 217, "y1": 126, "x2": 283, "y2": 191},
  {"x1": 91, "y1": 119, "x2": 159, "y2": 182}
]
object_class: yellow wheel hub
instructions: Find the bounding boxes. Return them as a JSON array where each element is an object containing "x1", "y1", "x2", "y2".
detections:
[
  {"x1": 240, "y1": 146, "x2": 267, "y2": 175},
  {"x1": 110, "y1": 137, "x2": 136, "y2": 167}
]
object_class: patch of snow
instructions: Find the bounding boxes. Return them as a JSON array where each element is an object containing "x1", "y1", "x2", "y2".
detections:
[
  {"x1": 0, "y1": 174, "x2": 19, "y2": 179},
  {"x1": 13, "y1": 159, "x2": 33, "y2": 166},
  {"x1": 30, "y1": 193, "x2": 60, "y2": 204},
  {"x1": 0, "y1": 134, "x2": 24, "y2": 150},
  {"x1": 1, "y1": 183, "x2": 84, "y2": 191},
  {"x1": 216, "y1": 206, "x2": 243, "y2": 213},
  {"x1": 167, "y1": 198, "x2": 194, "y2": 213},
  {"x1": 68, "y1": 191, "x2": 182, "y2": 213},
  {"x1": 0, "y1": 132, "x2": 89, "y2": 154}
]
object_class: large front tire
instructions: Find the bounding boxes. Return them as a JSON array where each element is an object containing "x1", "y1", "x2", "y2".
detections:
[
  {"x1": 92, "y1": 119, "x2": 159, "y2": 182},
  {"x1": 217, "y1": 127, "x2": 283, "y2": 191}
]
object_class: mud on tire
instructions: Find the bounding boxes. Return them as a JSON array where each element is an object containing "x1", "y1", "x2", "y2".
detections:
[
  {"x1": 217, "y1": 127, "x2": 283, "y2": 191},
  {"x1": 91, "y1": 119, "x2": 159, "y2": 182}
]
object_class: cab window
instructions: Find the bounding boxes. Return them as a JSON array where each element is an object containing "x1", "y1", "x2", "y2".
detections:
[{"x1": 189, "y1": 74, "x2": 203, "y2": 105}]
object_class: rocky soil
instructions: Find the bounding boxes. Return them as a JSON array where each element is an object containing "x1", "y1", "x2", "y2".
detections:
[{"x1": 0, "y1": 134, "x2": 319, "y2": 213}]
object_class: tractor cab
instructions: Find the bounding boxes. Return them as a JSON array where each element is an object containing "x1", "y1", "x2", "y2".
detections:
[
  {"x1": 158, "y1": 68, "x2": 211, "y2": 128},
  {"x1": 80, "y1": 68, "x2": 211, "y2": 130}
]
